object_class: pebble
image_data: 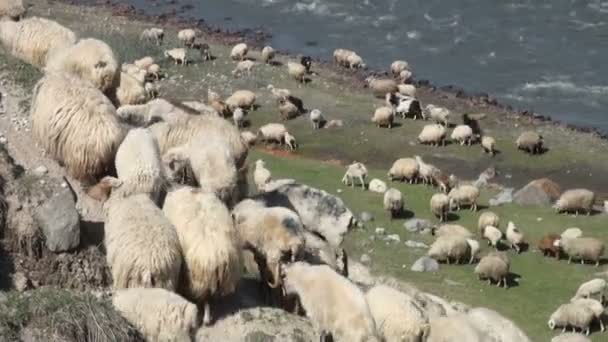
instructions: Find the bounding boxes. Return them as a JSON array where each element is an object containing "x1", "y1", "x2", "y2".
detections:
[
  {"x1": 32, "y1": 165, "x2": 48, "y2": 177},
  {"x1": 0, "y1": 136, "x2": 7, "y2": 144},
  {"x1": 385, "y1": 234, "x2": 400, "y2": 243},
  {"x1": 404, "y1": 240, "x2": 429, "y2": 249},
  {"x1": 375, "y1": 227, "x2": 385, "y2": 235},
  {"x1": 360, "y1": 254, "x2": 371, "y2": 264}
]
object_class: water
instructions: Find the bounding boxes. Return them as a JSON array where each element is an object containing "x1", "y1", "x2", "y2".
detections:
[{"x1": 128, "y1": 0, "x2": 608, "y2": 133}]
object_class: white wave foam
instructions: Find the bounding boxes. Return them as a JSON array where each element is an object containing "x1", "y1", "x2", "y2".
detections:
[{"x1": 520, "y1": 80, "x2": 608, "y2": 95}]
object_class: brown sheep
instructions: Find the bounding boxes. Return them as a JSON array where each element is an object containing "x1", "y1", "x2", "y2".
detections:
[{"x1": 538, "y1": 233, "x2": 561, "y2": 259}]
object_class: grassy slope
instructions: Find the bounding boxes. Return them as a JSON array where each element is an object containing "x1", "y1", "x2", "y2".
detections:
[{"x1": 1, "y1": 2, "x2": 606, "y2": 340}]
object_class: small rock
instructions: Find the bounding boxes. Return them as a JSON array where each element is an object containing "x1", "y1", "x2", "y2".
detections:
[
  {"x1": 35, "y1": 188, "x2": 80, "y2": 252},
  {"x1": 360, "y1": 254, "x2": 371, "y2": 264},
  {"x1": 0, "y1": 136, "x2": 7, "y2": 144},
  {"x1": 375, "y1": 227, "x2": 385, "y2": 235},
  {"x1": 419, "y1": 228, "x2": 432, "y2": 235},
  {"x1": 359, "y1": 211, "x2": 374, "y2": 223},
  {"x1": 385, "y1": 234, "x2": 401, "y2": 243},
  {"x1": 368, "y1": 179, "x2": 387, "y2": 193},
  {"x1": 488, "y1": 188, "x2": 514, "y2": 206},
  {"x1": 60, "y1": 182, "x2": 68, "y2": 188},
  {"x1": 411, "y1": 257, "x2": 439, "y2": 272},
  {"x1": 404, "y1": 218, "x2": 433, "y2": 233},
  {"x1": 404, "y1": 240, "x2": 429, "y2": 249},
  {"x1": 12, "y1": 272, "x2": 29, "y2": 292},
  {"x1": 32, "y1": 165, "x2": 48, "y2": 177},
  {"x1": 444, "y1": 279, "x2": 463, "y2": 286},
  {"x1": 336, "y1": 189, "x2": 343, "y2": 193},
  {"x1": 474, "y1": 167, "x2": 496, "y2": 188}
]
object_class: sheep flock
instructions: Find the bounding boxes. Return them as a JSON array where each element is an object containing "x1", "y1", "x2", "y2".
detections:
[{"x1": 0, "y1": 4, "x2": 606, "y2": 341}]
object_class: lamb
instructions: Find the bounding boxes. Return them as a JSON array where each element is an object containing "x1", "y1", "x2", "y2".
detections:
[
  {"x1": 423, "y1": 104, "x2": 450, "y2": 126},
  {"x1": 112, "y1": 288, "x2": 198, "y2": 341},
  {"x1": 474, "y1": 253, "x2": 510, "y2": 288},
  {"x1": 481, "y1": 136, "x2": 497, "y2": 155},
  {"x1": 506, "y1": 221, "x2": 526, "y2": 253},
  {"x1": 538, "y1": 233, "x2": 561, "y2": 259},
  {"x1": 233, "y1": 107, "x2": 246, "y2": 128},
  {"x1": 278, "y1": 98, "x2": 300, "y2": 121},
  {"x1": 164, "y1": 48, "x2": 187, "y2": 65},
  {"x1": 232, "y1": 60, "x2": 256, "y2": 77},
  {"x1": 0, "y1": 0, "x2": 24, "y2": 20},
  {"x1": 417, "y1": 124, "x2": 447, "y2": 146},
  {"x1": 397, "y1": 83, "x2": 417, "y2": 97},
  {"x1": 427, "y1": 235, "x2": 469, "y2": 264},
  {"x1": 390, "y1": 60, "x2": 410, "y2": 76},
  {"x1": 287, "y1": 61, "x2": 307, "y2": 83},
  {"x1": 177, "y1": 28, "x2": 196, "y2": 47},
  {"x1": 366, "y1": 77, "x2": 398, "y2": 98},
  {"x1": 0, "y1": 17, "x2": 77, "y2": 68},
  {"x1": 388, "y1": 158, "x2": 419, "y2": 184},
  {"x1": 284, "y1": 132, "x2": 298, "y2": 151},
  {"x1": 309, "y1": 109, "x2": 324, "y2": 129},
  {"x1": 365, "y1": 285, "x2": 430, "y2": 342},
  {"x1": 230, "y1": 42, "x2": 248, "y2": 60},
  {"x1": 448, "y1": 184, "x2": 480, "y2": 211},
  {"x1": 451, "y1": 124, "x2": 476, "y2": 146},
  {"x1": 516, "y1": 131, "x2": 544, "y2": 154},
  {"x1": 30, "y1": 72, "x2": 125, "y2": 184},
  {"x1": 548, "y1": 303, "x2": 595, "y2": 335},
  {"x1": 241, "y1": 131, "x2": 257, "y2": 146},
  {"x1": 371, "y1": 106, "x2": 395, "y2": 128},
  {"x1": 414, "y1": 155, "x2": 439, "y2": 185},
  {"x1": 572, "y1": 278, "x2": 607, "y2": 302},
  {"x1": 383, "y1": 188, "x2": 404, "y2": 220},
  {"x1": 282, "y1": 262, "x2": 379, "y2": 341},
  {"x1": 254, "y1": 159, "x2": 272, "y2": 192},
  {"x1": 104, "y1": 191, "x2": 182, "y2": 290},
  {"x1": 554, "y1": 189, "x2": 596, "y2": 216},
  {"x1": 225, "y1": 89, "x2": 256, "y2": 111},
  {"x1": 134, "y1": 56, "x2": 154, "y2": 70},
  {"x1": 140, "y1": 28, "x2": 164, "y2": 45},
  {"x1": 163, "y1": 187, "x2": 242, "y2": 325},
  {"x1": 342, "y1": 162, "x2": 368, "y2": 189},
  {"x1": 257, "y1": 123, "x2": 295, "y2": 150},
  {"x1": 466, "y1": 239, "x2": 481, "y2": 264},
  {"x1": 261, "y1": 45, "x2": 275, "y2": 64},
  {"x1": 478, "y1": 211, "x2": 500, "y2": 232},
  {"x1": 570, "y1": 298, "x2": 605, "y2": 332},
  {"x1": 430, "y1": 193, "x2": 450, "y2": 222},
  {"x1": 432, "y1": 224, "x2": 473, "y2": 239},
  {"x1": 112, "y1": 72, "x2": 147, "y2": 106},
  {"x1": 45, "y1": 38, "x2": 119, "y2": 93},
  {"x1": 555, "y1": 237, "x2": 605, "y2": 266},
  {"x1": 481, "y1": 225, "x2": 503, "y2": 248}
]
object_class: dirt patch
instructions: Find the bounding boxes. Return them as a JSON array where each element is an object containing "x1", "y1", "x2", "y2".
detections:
[{"x1": 257, "y1": 147, "x2": 297, "y2": 159}]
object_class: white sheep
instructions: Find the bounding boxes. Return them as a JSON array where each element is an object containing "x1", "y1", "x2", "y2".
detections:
[
  {"x1": 112, "y1": 72, "x2": 147, "y2": 106},
  {"x1": 140, "y1": 28, "x2": 164, "y2": 45},
  {"x1": 432, "y1": 224, "x2": 473, "y2": 239},
  {"x1": 278, "y1": 99, "x2": 300, "y2": 121},
  {"x1": 365, "y1": 285, "x2": 429, "y2": 342},
  {"x1": 230, "y1": 42, "x2": 248, "y2": 60},
  {"x1": 342, "y1": 162, "x2": 368, "y2": 189},
  {"x1": 571, "y1": 298, "x2": 605, "y2": 332},
  {"x1": 134, "y1": 56, "x2": 154, "y2": 70},
  {"x1": 333, "y1": 48, "x2": 352, "y2": 66},
  {"x1": 428, "y1": 235, "x2": 469, "y2": 264},
  {"x1": 481, "y1": 225, "x2": 503, "y2": 248},
  {"x1": 104, "y1": 191, "x2": 182, "y2": 290},
  {"x1": 548, "y1": 302, "x2": 595, "y2": 335},
  {"x1": 262, "y1": 45, "x2": 275, "y2": 64},
  {"x1": 0, "y1": 0, "x2": 25, "y2": 20},
  {"x1": 474, "y1": 253, "x2": 510, "y2": 288},
  {"x1": 257, "y1": 123, "x2": 296, "y2": 150},
  {"x1": 481, "y1": 136, "x2": 496, "y2": 156},
  {"x1": 177, "y1": 28, "x2": 196, "y2": 47},
  {"x1": 423, "y1": 104, "x2": 450, "y2": 126},
  {"x1": 397, "y1": 84, "x2": 416, "y2": 97},
  {"x1": 368, "y1": 78, "x2": 398, "y2": 98},
  {"x1": 572, "y1": 278, "x2": 607, "y2": 302},
  {"x1": 430, "y1": 193, "x2": 450, "y2": 222},
  {"x1": 383, "y1": 188, "x2": 404, "y2": 220},
  {"x1": 30, "y1": 72, "x2": 125, "y2": 184},
  {"x1": 112, "y1": 288, "x2": 198, "y2": 341},
  {"x1": 0, "y1": 17, "x2": 77, "y2": 67},
  {"x1": 390, "y1": 60, "x2": 410, "y2": 76},
  {"x1": 371, "y1": 106, "x2": 395, "y2": 128},
  {"x1": 284, "y1": 132, "x2": 297, "y2": 151},
  {"x1": 506, "y1": 221, "x2": 525, "y2": 253},
  {"x1": 232, "y1": 59, "x2": 256, "y2": 77},
  {"x1": 388, "y1": 158, "x2": 419, "y2": 184},
  {"x1": 448, "y1": 184, "x2": 480, "y2": 211},
  {"x1": 516, "y1": 131, "x2": 544, "y2": 154},
  {"x1": 241, "y1": 130, "x2": 257, "y2": 146},
  {"x1": 254, "y1": 159, "x2": 272, "y2": 192},
  {"x1": 554, "y1": 189, "x2": 596, "y2": 216},
  {"x1": 466, "y1": 239, "x2": 481, "y2": 264},
  {"x1": 233, "y1": 107, "x2": 246, "y2": 128},
  {"x1": 287, "y1": 61, "x2": 307, "y2": 83},
  {"x1": 417, "y1": 124, "x2": 447, "y2": 146},
  {"x1": 451, "y1": 124, "x2": 475, "y2": 146},
  {"x1": 562, "y1": 227, "x2": 584, "y2": 240},
  {"x1": 267, "y1": 84, "x2": 291, "y2": 101},
  {"x1": 164, "y1": 48, "x2": 187, "y2": 65},
  {"x1": 346, "y1": 52, "x2": 365, "y2": 69},
  {"x1": 225, "y1": 89, "x2": 256, "y2": 110},
  {"x1": 116, "y1": 98, "x2": 197, "y2": 126},
  {"x1": 478, "y1": 211, "x2": 500, "y2": 232},
  {"x1": 399, "y1": 69, "x2": 413, "y2": 83},
  {"x1": 146, "y1": 63, "x2": 161, "y2": 80},
  {"x1": 555, "y1": 237, "x2": 605, "y2": 267},
  {"x1": 282, "y1": 262, "x2": 378, "y2": 341},
  {"x1": 414, "y1": 155, "x2": 439, "y2": 185},
  {"x1": 163, "y1": 187, "x2": 242, "y2": 325},
  {"x1": 309, "y1": 109, "x2": 324, "y2": 129}
]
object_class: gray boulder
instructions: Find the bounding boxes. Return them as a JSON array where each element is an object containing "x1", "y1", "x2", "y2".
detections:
[
  {"x1": 35, "y1": 188, "x2": 80, "y2": 252},
  {"x1": 359, "y1": 211, "x2": 374, "y2": 223},
  {"x1": 489, "y1": 188, "x2": 514, "y2": 206},
  {"x1": 513, "y1": 178, "x2": 561, "y2": 206},
  {"x1": 411, "y1": 257, "x2": 439, "y2": 272},
  {"x1": 404, "y1": 218, "x2": 433, "y2": 233}
]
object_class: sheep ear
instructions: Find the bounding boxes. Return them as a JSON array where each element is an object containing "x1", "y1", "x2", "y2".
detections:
[{"x1": 101, "y1": 176, "x2": 122, "y2": 189}]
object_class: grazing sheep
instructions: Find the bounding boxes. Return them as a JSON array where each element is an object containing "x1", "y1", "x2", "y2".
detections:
[
  {"x1": 140, "y1": 28, "x2": 164, "y2": 45},
  {"x1": 332, "y1": 48, "x2": 352, "y2": 66},
  {"x1": 257, "y1": 123, "x2": 295, "y2": 150},
  {"x1": 555, "y1": 237, "x2": 605, "y2": 267},
  {"x1": 287, "y1": 61, "x2": 307, "y2": 83},
  {"x1": 261, "y1": 45, "x2": 275, "y2": 64},
  {"x1": 278, "y1": 98, "x2": 300, "y2": 121},
  {"x1": 164, "y1": 48, "x2": 187, "y2": 65},
  {"x1": 0, "y1": 0, "x2": 24, "y2": 20},
  {"x1": 481, "y1": 136, "x2": 497, "y2": 156},
  {"x1": 113, "y1": 288, "x2": 198, "y2": 341},
  {"x1": 225, "y1": 89, "x2": 256, "y2": 111},
  {"x1": 474, "y1": 253, "x2": 510, "y2": 288},
  {"x1": 481, "y1": 225, "x2": 503, "y2": 249},
  {"x1": 346, "y1": 52, "x2": 365, "y2": 69},
  {"x1": 233, "y1": 107, "x2": 246, "y2": 128},
  {"x1": 554, "y1": 189, "x2": 596, "y2": 216},
  {"x1": 466, "y1": 239, "x2": 481, "y2": 264},
  {"x1": 572, "y1": 278, "x2": 607, "y2": 302},
  {"x1": 428, "y1": 235, "x2": 469, "y2": 264},
  {"x1": 144, "y1": 81, "x2": 160, "y2": 99},
  {"x1": 506, "y1": 221, "x2": 526, "y2": 253},
  {"x1": 104, "y1": 192, "x2": 182, "y2": 290},
  {"x1": 254, "y1": 159, "x2": 272, "y2": 192},
  {"x1": 282, "y1": 262, "x2": 378, "y2": 341},
  {"x1": 414, "y1": 155, "x2": 439, "y2": 185},
  {"x1": 342, "y1": 162, "x2": 368, "y2": 189},
  {"x1": 516, "y1": 131, "x2": 544, "y2": 154},
  {"x1": 177, "y1": 28, "x2": 196, "y2": 47},
  {"x1": 365, "y1": 285, "x2": 430, "y2": 342},
  {"x1": 448, "y1": 185, "x2": 480, "y2": 211},
  {"x1": 397, "y1": 83, "x2": 417, "y2": 97},
  {"x1": 571, "y1": 298, "x2": 605, "y2": 332},
  {"x1": 284, "y1": 132, "x2": 297, "y2": 151},
  {"x1": 268, "y1": 84, "x2": 291, "y2": 101},
  {"x1": 423, "y1": 104, "x2": 450, "y2": 126},
  {"x1": 112, "y1": 72, "x2": 147, "y2": 106},
  {"x1": 538, "y1": 233, "x2": 561, "y2": 259},
  {"x1": 451, "y1": 124, "x2": 475, "y2": 146},
  {"x1": 371, "y1": 106, "x2": 395, "y2": 128},
  {"x1": 230, "y1": 42, "x2": 248, "y2": 60},
  {"x1": 432, "y1": 224, "x2": 473, "y2": 239},
  {"x1": 300, "y1": 56, "x2": 313, "y2": 73},
  {"x1": 241, "y1": 131, "x2": 257, "y2": 146},
  {"x1": 163, "y1": 187, "x2": 242, "y2": 325},
  {"x1": 432, "y1": 171, "x2": 455, "y2": 194},
  {"x1": 478, "y1": 211, "x2": 500, "y2": 232},
  {"x1": 309, "y1": 109, "x2": 324, "y2": 129},
  {"x1": 430, "y1": 193, "x2": 450, "y2": 222},
  {"x1": 30, "y1": 72, "x2": 125, "y2": 184},
  {"x1": 45, "y1": 38, "x2": 119, "y2": 93},
  {"x1": 383, "y1": 188, "x2": 404, "y2": 220},
  {"x1": 0, "y1": 17, "x2": 77, "y2": 67},
  {"x1": 192, "y1": 39, "x2": 211, "y2": 60},
  {"x1": 366, "y1": 77, "x2": 398, "y2": 98},
  {"x1": 390, "y1": 60, "x2": 409, "y2": 76},
  {"x1": 232, "y1": 59, "x2": 256, "y2": 77},
  {"x1": 388, "y1": 158, "x2": 419, "y2": 183},
  {"x1": 552, "y1": 333, "x2": 592, "y2": 342},
  {"x1": 548, "y1": 303, "x2": 595, "y2": 335},
  {"x1": 418, "y1": 124, "x2": 447, "y2": 146},
  {"x1": 562, "y1": 228, "x2": 584, "y2": 240}
]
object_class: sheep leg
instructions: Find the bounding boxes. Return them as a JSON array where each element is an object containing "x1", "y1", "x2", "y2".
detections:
[
  {"x1": 487, "y1": 279, "x2": 492, "y2": 285},
  {"x1": 568, "y1": 257, "x2": 572, "y2": 264},
  {"x1": 596, "y1": 261, "x2": 600, "y2": 267},
  {"x1": 581, "y1": 259, "x2": 585, "y2": 265},
  {"x1": 202, "y1": 301, "x2": 211, "y2": 326},
  {"x1": 359, "y1": 176, "x2": 365, "y2": 189},
  {"x1": 600, "y1": 318, "x2": 605, "y2": 332}
]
